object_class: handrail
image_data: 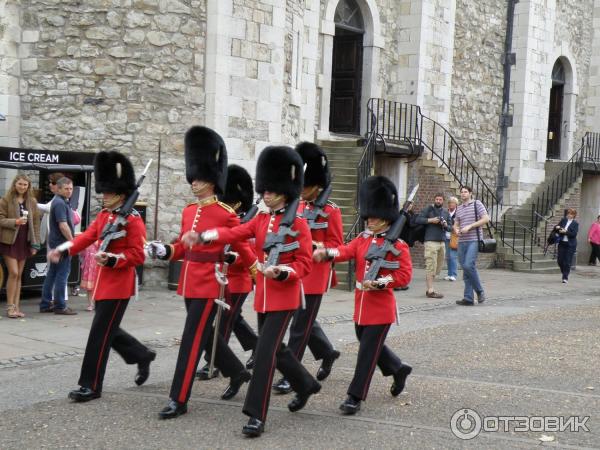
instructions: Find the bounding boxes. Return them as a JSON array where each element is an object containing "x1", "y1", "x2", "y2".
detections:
[{"x1": 500, "y1": 131, "x2": 600, "y2": 266}]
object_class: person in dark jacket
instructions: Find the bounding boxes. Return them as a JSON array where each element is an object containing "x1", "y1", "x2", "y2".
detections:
[{"x1": 555, "y1": 208, "x2": 579, "y2": 283}]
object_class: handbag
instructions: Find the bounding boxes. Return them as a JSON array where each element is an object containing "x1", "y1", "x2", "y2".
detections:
[
  {"x1": 474, "y1": 200, "x2": 496, "y2": 253},
  {"x1": 449, "y1": 231, "x2": 459, "y2": 250}
]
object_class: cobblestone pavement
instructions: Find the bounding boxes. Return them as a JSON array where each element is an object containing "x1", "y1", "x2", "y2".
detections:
[{"x1": 1, "y1": 268, "x2": 599, "y2": 449}]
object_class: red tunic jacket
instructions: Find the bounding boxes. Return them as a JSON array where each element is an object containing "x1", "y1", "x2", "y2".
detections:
[
  {"x1": 167, "y1": 198, "x2": 256, "y2": 299},
  {"x1": 333, "y1": 232, "x2": 412, "y2": 325},
  {"x1": 298, "y1": 201, "x2": 343, "y2": 294},
  {"x1": 227, "y1": 238, "x2": 256, "y2": 294},
  {"x1": 68, "y1": 210, "x2": 145, "y2": 301},
  {"x1": 214, "y1": 211, "x2": 313, "y2": 313}
]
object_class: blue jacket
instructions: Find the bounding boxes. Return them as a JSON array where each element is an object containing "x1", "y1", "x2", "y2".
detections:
[{"x1": 556, "y1": 217, "x2": 578, "y2": 248}]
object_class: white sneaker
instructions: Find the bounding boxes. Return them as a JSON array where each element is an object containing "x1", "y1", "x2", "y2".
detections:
[
  {"x1": 562, "y1": 279, "x2": 568, "y2": 284},
  {"x1": 449, "y1": 276, "x2": 456, "y2": 281}
]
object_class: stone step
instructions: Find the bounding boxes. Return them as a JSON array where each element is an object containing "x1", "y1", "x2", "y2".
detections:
[
  {"x1": 512, "y1": 266, "x2": 562, "y2": 274},
  {"x1": 513, "y1": 260, "x2": 561, "y2": 272},
  {"x1": 318, "y1": 138, "x2": 363, "y2": 148},
  {"x1": 329, "y1": 159, "x2": 361, "y2": 169}
]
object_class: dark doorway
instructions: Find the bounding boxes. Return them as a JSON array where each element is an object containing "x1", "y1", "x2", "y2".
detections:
[
  {"x1": 547, "y1": 59, "x2": 565, "y2": 160},
  {"x1": 329, "y1": 0, "x2": 365, "y2": 134},
  {"x1": 330, "y1": 29, "x2": 363, "y2": 134}
]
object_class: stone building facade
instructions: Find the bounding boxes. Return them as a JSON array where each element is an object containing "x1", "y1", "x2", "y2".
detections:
[{"x1": 2, "y1": 0, "x2": 600, "y2": 278}]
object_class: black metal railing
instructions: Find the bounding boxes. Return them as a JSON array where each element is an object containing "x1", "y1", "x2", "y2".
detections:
[{"x1": 500, "y1": 132, "x2": 600, "y2": 269}]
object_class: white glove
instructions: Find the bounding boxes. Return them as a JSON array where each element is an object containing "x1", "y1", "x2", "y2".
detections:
[
  {"x1": 145, "y1": 241, "x2": 167, "y2": 259},
  {"x1": 199, "y1": 229, "x2": 218, "y2": 243}
]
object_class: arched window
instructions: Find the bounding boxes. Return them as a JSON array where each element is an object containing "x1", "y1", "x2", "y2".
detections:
[{"x1": 334, "y1": 0, "x2": 365, "y2": 33}]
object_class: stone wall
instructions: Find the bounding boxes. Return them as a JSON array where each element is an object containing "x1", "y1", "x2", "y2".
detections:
[
  {"x1": 18, "y1": 0, "x2": 207, "y2": 250},
  {"x1": 450, "y1": 0, "x2": 505, "y2": 189},
  {"x1": 555, "y1": 0, "x2": 594, "y2": 144}
]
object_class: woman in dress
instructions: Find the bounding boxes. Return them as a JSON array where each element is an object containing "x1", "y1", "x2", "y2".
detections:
[{"x1": 0, "y1": 174, "x2": 41, "y2": 318}]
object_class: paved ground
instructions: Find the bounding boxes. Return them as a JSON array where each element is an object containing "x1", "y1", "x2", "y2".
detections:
[{"x1": 1, "y1": 266, "x2": 600, "y2": 449}]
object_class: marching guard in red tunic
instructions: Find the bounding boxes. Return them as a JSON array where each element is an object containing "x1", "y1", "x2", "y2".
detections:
[
  {"x1": 196, "y1": 164, "x2": 259, "y2": 380},
  {"x1": 49, "y1": 151, "x2": 156, "y2": 403},
  {"x1": 197, "y1": 146, "x2": 321, "y2": 437},
  {"x1": 314, "y1": 176, "x2": 413, "y2": 415},
  {"x1": 147, "y1": 127, "x2": 256, "y2": 419},
  {"x1": 273, "y1": 143, "x2": 343, "y2": 394}
]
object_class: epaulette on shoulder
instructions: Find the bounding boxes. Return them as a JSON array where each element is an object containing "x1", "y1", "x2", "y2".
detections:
[
  {"x1": 217, "y1": 201, "x2": 236, "y2": 214},
  {"x1": 326, "y1": 200, "x2": 339, "y2": 209},
  {"x1": 360, "y1": 231, "x2": 371, "y2": 239}
]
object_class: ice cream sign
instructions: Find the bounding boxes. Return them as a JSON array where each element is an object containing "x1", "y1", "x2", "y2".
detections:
[{"x1": 9, "y1": 151, "x2": 60, "y2": 163}]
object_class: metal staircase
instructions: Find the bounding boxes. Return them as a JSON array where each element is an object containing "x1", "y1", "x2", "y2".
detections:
[{"x1": 499, "y1": 132, "x2": 600, "y2": 271}]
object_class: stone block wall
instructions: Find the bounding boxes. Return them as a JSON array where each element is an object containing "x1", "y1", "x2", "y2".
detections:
[
  {"x1": 18, "y1": 0, "x2": 207, "y2": 245},
  {"x1": 450, "y1": 0, "x2": 505, "y2": 190}
]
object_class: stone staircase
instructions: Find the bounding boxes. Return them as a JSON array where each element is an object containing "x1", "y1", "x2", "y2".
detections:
[
  {"x1": 318, "y1": 138, "x2": 363, "y2": 288},
  {"x1": 498, "y1": 161, "x2": 582, "y2": 273}
]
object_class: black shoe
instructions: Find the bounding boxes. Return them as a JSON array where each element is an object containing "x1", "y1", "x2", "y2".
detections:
[
  {"x1": 39, "y1": 306, "x2": 54, "y2": 313},
  {"x1": 476, "y1": 291, "x2": 486, "y2": 304},
  {"x1": 455, "y1": 299, "x2": 474, "y2": 306},
  {"x1": 196, "y1": 363, "x2": 220, "y2": 380},
  {"x1": 391, "y1": 365, "x2": 412, "y2": 397},
  {"x1": 158, "y1": 400, "x2": 188, "y2": 420},
  {"x1": 68, "y1": 387, "x2": 101, "y2": 403},
  {"x1": 316, "y1": 350, "x2": 340, "y2": 381},
  {"x1": 339, "y1": 395, "x2": 361, "y2": 415},
  {"x1": 242, "y1": 417, "x2": 265, "y2": 437},
  {"x1": 272, "y1": 377, "x2": 292, "y2": 395},
  {"x1": 135, "y1": 350, "x2": 157, "y2": 386},
  {"x1": 245, "y1": 354, "x2": 255, "y2": 370},
  {"x1": 288, "y1": 382, "x2": 321, "y2": 412},
  {"x1": 222, "y1": 370, "x2": 251, "y2": 400}
]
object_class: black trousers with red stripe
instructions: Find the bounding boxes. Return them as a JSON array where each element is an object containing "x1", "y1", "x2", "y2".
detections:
[
  {"x1": 169, "y1": 298, "x2": 245, "y2": 404},
  {"x1": 348, "y1": 323, "x2": 404, "y2": 400},
  {"x1": 288, "y1": 294, "x2": 336, "y2": 361},
  {"x1": 243, "y1": 310, "x2": 317, "y2": 422},
  {"x1": 79, "y1": 299, "x2": 153, "y2": 393},
  {"x1": 203, "y1": 292, "x2": 257, "y2": 362}
]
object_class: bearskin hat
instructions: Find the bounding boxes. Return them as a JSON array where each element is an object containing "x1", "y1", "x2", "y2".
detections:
[
  {"x1": 295, "y1": 142, "x2": 330, "y2": 188},
  {"x1": 184, "y1": 126, "x2": 228, "y2": 194},
  {"x1": 94, "y1": 151, "x2": 136, "y2": 196},
  {"x1": 220, "y1": 164, "x2": 254, "y2": 213},
  {"x1": 255, "y1": 146, "x2": 304, "y2": 200},
  {"x1": 359, "y1": 176, "x2": 400, "y2": 222}
]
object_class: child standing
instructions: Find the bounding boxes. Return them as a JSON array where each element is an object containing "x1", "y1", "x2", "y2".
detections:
[{"x1": 79, "y1": 240, "x2": 99, "y2": 310}]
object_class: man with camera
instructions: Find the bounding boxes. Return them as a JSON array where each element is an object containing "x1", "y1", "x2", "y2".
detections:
[{"x1": 415, "y1": 193, "x2": 452, "y2": 298}]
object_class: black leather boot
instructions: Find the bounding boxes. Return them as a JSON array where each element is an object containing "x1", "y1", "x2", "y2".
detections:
[
  {"x1": 391, "y1": 365, "x2": 412, "y2": 397},
  {"x1": 68, "y1": 387, "x2": 101, "y2": 403},
  {"x1": 196, "y1": 363, "x2": 220, "y2": 380},
  {"x1": 245, "y1": 353, "x2": 255, "y2": 370},
  {"x1": 221, "y1": 370, "x2": 251, "y2": 400},
  {"x1": 158, "y1": 400, "x2": 188, "y2": 419},
  {"x1": 339, "y1": 395, "x2": 361, "y2": 415},
  {"x1": 135, "y1": 350, "x2": 157, "y2": 386},
  {"x1": 316, "y1": 350, "x2": 340, "y2": 381},
  {"x1": 272, "y1": 377, "x2": 292, "y2": 395},
  {"x1": 288, "y1": 381, "x2": 321, "y2": 412},
  {"x1": 242, "y1": 417, "x2": 265, "y2": 437}
]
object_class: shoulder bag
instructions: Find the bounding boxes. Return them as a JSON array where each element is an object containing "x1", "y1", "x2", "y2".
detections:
[{"x1": 474, "y1": 200, "x2": 496, "y2": 253}]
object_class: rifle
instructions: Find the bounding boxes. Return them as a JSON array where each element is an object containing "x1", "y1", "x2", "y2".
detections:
[
  {"x1": 240, "y1": 201, "x2": 260, "y2": 224},
  {"x1": 98, "y1": 159, "x2": 153, "y2": 253},
  {"x1": 302, "y1": 183, "x2": 333, "y2": 230},
  {"x1": 262, "y1": 197, "x2": 300, "y2": 268},
  {"x1": 363, "y1": 184, "x2": 419, "y2": 283}
]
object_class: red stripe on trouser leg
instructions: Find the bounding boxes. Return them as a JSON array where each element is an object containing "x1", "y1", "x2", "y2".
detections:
[
  {"x1": 260, "y1": 311, "x2": 292, "y2": 420},
  {"x1": 178, "y1": 300, "x2": 214, "y2": 404},
  {"x1": 93, "y1": 301, "x2": 122, "y2": 391},
  {"x1": 295, "y1": 301, "x2": 319, "y2": 359},
  {"x1": 361, "y1": 324, "x2": 390, "y2": 400}
]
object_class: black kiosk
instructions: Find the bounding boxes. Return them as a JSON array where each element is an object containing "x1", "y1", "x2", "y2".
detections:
[{"x1": 0, "y1": 146, "x2": 96, "y2": 292}]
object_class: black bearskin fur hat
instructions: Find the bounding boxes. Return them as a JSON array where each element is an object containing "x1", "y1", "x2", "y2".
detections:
[
  {"x1": 255, "y1": 146, "x2": 304, "y2": 200},
  {"x1": 184, "y1": 126, "x2": 228, "y2": 194},
  {"x1": 295, "y1": 142, "x2": 330, "y2": 188},
  {"x1": 94, "y1": 151, "x2": 136, "y2": 196},
  {"x1": 359, "y1": 176, "x2": 400, "y2": 222},
  {"x1": 220, "y1": 164, "x2": 254, "y2": 213}
]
